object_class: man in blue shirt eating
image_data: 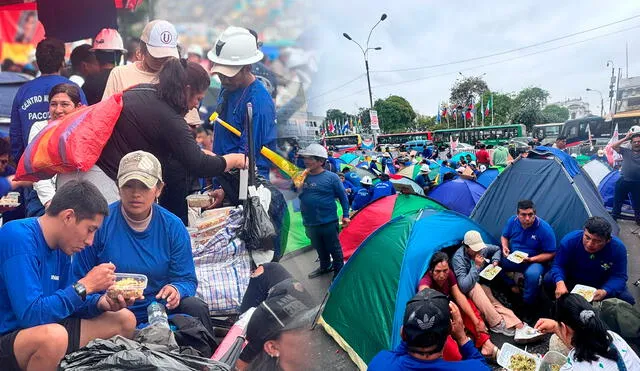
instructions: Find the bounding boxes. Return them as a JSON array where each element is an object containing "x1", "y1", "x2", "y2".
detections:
[
  {"x1": 500, "y1": 200, "x2": 556, "y2": 311},
  {"x1": 545, "y1": 216, "x2": 635, "y2": 305},
  {"x1": 0, "y1": 181, "x2": 136, "y2": 371},
  {"x1": 297, "y1": 143, "x2": 350, "y2": 279}
]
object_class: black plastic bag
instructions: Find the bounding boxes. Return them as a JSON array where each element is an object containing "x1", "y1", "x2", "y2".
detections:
[
  {"x1": 242, "y1": 195, "x2": 276, "y2": 251},
  {"x1": 58, "y1": 336, "x2": 230, "y2": 371}
]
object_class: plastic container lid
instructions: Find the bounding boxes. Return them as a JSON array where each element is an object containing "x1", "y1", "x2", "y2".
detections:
[
  {"x1": 107, "y1": 273, "x2": 148, "y2": 300},
  {"x1": 498, "y1": 342, "x2": 541, "y2": 371},
  {"x1": 186, "y1": 194, "x2": 211, "y2": 207}
]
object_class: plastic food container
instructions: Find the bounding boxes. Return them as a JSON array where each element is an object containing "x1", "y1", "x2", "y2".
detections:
[
  {"x1": 186, "y1": 194, "x2": 211, "y2": 208},
  {"x1": 571, "y1": 284, "x2": 596, "y2": 302},
  {"x1": 540, "y1": 351, "x2": 567, "y2": 371},
  {"x1": 480, "y1": 264, "x2": 502, "y2": 280},
  {"x1": 107, "y1": 273, "x2": 147, "y2": 300},
  {"x1": 498, "y1": 343, "x2": 541, "y2": 371},
  {"x1": 507, "y1": 251, "x2": 529, "y2": 264}
]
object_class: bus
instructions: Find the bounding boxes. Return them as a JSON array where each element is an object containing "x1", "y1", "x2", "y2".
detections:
[
  {"x1": 532, "y1": 123, "x2": 564, "y2": 145},
  {"x1": 612, "y1": 110, "x2": 640, "y2": 139},
  {"x1": 324, "y1": 134, "x2": 362, "y2": 151},
  {"x1": 375, "y1": 131, "x2": 433, "y2": 150},
  {"x1": 560, "y1": 115, "x2": 611, "y2": 147},
  {"x1": 432, "y1": 124, "x2": 527, "y2": 147}
]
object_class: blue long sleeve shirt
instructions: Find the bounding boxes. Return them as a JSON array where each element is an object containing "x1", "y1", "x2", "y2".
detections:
[
  {"x1": 352, "y1": 187, "x2": 373, "y2": 211},
  {"x1": 0, "y1": 176, "x2": 9, "y2": 198},
  {"x1": 0, "y1": 218, "x2": 101, "y2": 335},
  {"x1": 71, "y1": 202, "x2": 197, "y2": 323},
  {"x1": 550, "y1": 230, "x2": 628, "y2": 297},
  {"x1": 345, "y1": 171, "x2": 360, "y2": 186},
  {"x1": 212, "y1": 80, "x2": 276, "y2": 179},
  {"x1": 299, "y1": 170, "x2": 349, "y2": 226},
  {"x1": 10, "y1": 75, "x2": 86, "y2": 161},
  {"x1": 369, "y1": 340, "x2": 489, "y2": 370},
  {"x1": 371, "y1": 180, "x2": 396, "y2": 201}
]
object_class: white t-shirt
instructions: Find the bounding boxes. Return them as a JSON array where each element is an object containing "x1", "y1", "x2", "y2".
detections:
[{"x1": 561, "y1": 331, "x2": 640, "y2": 370}]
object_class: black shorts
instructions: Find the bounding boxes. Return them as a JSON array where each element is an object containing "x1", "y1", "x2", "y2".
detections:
[{"x1": 0, "y1": 317, "x2": 82, "y2": 371}]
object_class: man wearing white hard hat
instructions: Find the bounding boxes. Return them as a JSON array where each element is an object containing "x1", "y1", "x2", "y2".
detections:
[
  {"x1": 208, "y1": 26, "x2": 277, "y2": 180},
  {"x1": 83, "y1": 28, "x2": 127, "y2": 105},
  {"x1": 296, "y1": 143, "x2": 350, "y2": 279}
]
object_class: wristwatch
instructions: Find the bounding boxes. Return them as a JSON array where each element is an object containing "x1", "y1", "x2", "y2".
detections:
[{"x1": 73, "y1": 282, "x2": 87, "y2": 301}]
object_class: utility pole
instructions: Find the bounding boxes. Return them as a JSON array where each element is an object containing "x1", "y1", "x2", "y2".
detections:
[{"x1": 607, "y1": 60, "x2": 615, "y2": 115}]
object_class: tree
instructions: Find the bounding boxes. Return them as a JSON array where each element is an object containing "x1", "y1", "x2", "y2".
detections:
[
  {"x1": 511, "y1": 87, "x2": 550, "y2": 130},
  {"x1": 542, "y1": 104, "x2": 570, "y2": 123},
  {"x1": 478, "y1": 91, "x2": 515, "y2": 126},
  {"x1": 374, "y1": 95, "x2": 417, "y2": 133},
  {"x1": 450, "y1": 76, "x2": 489, "y2": 108}
]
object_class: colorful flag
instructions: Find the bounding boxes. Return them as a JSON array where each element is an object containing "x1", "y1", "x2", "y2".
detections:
[
  {"x1": 342, "y1": 120, "x2": 349, "y2": 134},
  {"x1": 328, "y1": 120, "x2": 335, "y2": 133},
  {"x1": 587, "y1": 124, "x2": 594, "y2": 151},
  {"x1": 485, "y1": 95, "x2": 493, "y2": 117},
  {"x1": 605, "y1": 123, "x2": 622, "y2": 166},
  {"x1": 436, "y1": 105, "x2": 441, "y2": 123}
]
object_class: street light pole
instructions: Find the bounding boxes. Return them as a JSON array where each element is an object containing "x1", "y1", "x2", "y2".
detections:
[
  {"x1": 607, "y1": 60, "x2": 615, "y2": 115},
  {"x1": 343, "y1": 13, "x2": 387, "y2": 135},
  {"x1": 586, "y1": 88, "x2": 604, "y2": 117}
]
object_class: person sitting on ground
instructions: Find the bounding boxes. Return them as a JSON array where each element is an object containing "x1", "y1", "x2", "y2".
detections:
[
  {"x1": 452, "y1": 230, "x2": 527, "y2": 338},
  {"x1": 343, "y1": 166, "x2": 361, "y2": 187},
  {"x1": 71, "y1": 151, "x2": 212, "y2": 334},
  {"x1": 368, "y1": 288, "x2": 490, "y2": 370},
  {"x1": 535, "y1": 293, "x2": 640, "y2": 370},
  {"x1": 352, "y1": 176, "x2": 373, "y2": 211},
  {"x1": 371, "y1": 173, "x2": 396, "y2": 201},
  {"x1": 545, "y1": 217, "x2": 635, "y2": 305},
  {"x1": 0, "y1": 180, "x2": 137, "y2": 371},
  {"x1": 414, "y1": 164, "x2": 434, "y2": 193},
  {"x1": 236, "y1": 279, "x2": 316, "y2": 371},
  {"x1": 296, "y1": 143, "x2": 350, "y2": 279},
  {"x1": 552, "y1": 135, "x2": 568, "y2": 151},
  {"x1": 418, "y1": 252, "x2": 498, "y2": 360},
  {"x1": 501, "y1": 199, "x2": 556, "y2": 317}
]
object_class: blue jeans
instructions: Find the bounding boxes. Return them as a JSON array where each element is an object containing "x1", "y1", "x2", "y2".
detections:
[
  {"x1": 612, "y1": 178, "x2": 640, "y2": 222},
  {"x1": 305, "y1": 221, "x2": 344, "y2": 273},
  {"x1": 501, "y1": 258, "x2": 545, "y2": 304}
]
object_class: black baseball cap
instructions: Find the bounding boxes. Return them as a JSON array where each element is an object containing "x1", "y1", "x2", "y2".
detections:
[
  {"x1": 402, "y1": 288, "x2": 450, "y2": 349},
  {"x1": 240, "y1": 279, "x2": 316, "y2": 362}
]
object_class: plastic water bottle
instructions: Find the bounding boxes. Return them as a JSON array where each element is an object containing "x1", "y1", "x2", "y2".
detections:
[{"x1": 147, "y1": 301, "x2": 169, "y2": 328}]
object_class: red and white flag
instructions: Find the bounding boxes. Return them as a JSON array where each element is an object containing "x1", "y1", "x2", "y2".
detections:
[{"x1": 605, "y1": 123, "x2": 622, "y2": 166}]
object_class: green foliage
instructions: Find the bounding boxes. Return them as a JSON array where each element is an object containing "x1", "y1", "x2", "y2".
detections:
[
  {"x1": 478, "y1": 91, "x2": 514, "y2": 125},
  {"x1": 541, "y1": 104, "x2": 570, "y2": 123},
  {"x1": 450, "y1": 76, "x2": 489, "y2": 107},
  {"x1": 511, "y1": 87, "x2": 551, "y2": 130},
  {"x1": 374, "y1": 95, "x2": 417, "y2": 133}
]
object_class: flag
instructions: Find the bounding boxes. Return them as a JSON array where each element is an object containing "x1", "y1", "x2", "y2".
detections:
[
  {"x1": 328, "y1": 120, "x2": 335, "y2": 133},
  {"x1": 449, "y1": 135, "x2": 458, "y2": 152},
  {"x1": 485, "y1": 95, "x2": 493, "y2": 117},
  {"x1": 605, "y1": 123, "x2": 622, "y2": 166},
  {"x1": 442, "y1": 105, "x2": 448, "y2": 117},
  {"x1": 587, "y1": 124, "x2": 594, "y2": 151},
  {"x1": 436, "y1": 105, "x2": 441, "y2": 123},
  {"x1": 342, "y1": 120, "x2": 349, "y2": 134}
]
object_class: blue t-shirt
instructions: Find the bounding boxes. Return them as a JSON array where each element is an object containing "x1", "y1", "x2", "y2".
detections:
[
  {"x1": 213, "y1": 80, "x2": 276, "y2": 179},
  {"x1": 369, "y1": 341, "x2": 489, "y2": 371},
  {"x1": 372, "y1": 180, "x2": 397, "y2": 201},
  {"x1": 352, "y1": 187, "x2": 373, "y2": 211},
  {"x1": 299, "y1": 170, "x2": 350, "y2": 226},
  {"x1": 501, "y1": 215, "x2": 557, "y2": 256},
  {"x1": 71, "y1": 202, "x2": 197, "y2": 323},
  {"x1": 345, "y1": 171, "x2": 361, "y2": 186},
  {"x1": 414, "y1": 174, "x2": 430, "y2": 188},
  {"x1": 550, "y1": 230, "x2": 628, "y2": 296},
  {"x1": 10, "y1": 75, "x2": 86, "y2": 161},
  {"x1": 0, "y1": 218, "x2": 100, "y2": 335}
]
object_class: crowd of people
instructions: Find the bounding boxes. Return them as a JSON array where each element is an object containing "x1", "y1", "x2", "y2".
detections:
[{"x1": 0, "y1": 15, "x2": 639, "y2": 371}]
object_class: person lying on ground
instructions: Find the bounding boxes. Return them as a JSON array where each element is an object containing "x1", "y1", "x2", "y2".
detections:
[
  {"x1": 71, "y1": 151, "x2": 212, "y2": 334},
  {"x1": 418, "y1": 252, "x2": 498, "y2": 360},
  {"x1": 451, "y1": 230, "x2": 528, "y2": 339},
  {"x1": 0, "y1": 180, "x2": 136, "y2": 371},
  {"x1": 544, "y1": 216, "x2": 635, "y2": 305},
  {"x1": 236, "y1": 279, "x2": 316, "y2": 371},
  {"x1": 500, "y1": 199, "x2": 556, "y2": 317},
  {"x1": 368, "y1": 288, "x2": 490, "y2": 370},
  {"x1": 535, "y1": 293, "x2": 640, "y2": 370}
]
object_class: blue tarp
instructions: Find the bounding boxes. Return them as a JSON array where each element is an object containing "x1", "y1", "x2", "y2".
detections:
[
  {"x1": 476, "y1": 168, "x2": 500, "y2": 188},
  {"x1": 471, "y1": 156, "x2": 619, "y2": 243},
  {"x1": 428, "y1": 178, "x2": 486, "y2": 216}
]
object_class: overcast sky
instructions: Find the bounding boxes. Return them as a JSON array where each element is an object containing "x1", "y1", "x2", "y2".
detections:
[{"x1": 306, "y1": 1, "x2": 640, "y2": 119}]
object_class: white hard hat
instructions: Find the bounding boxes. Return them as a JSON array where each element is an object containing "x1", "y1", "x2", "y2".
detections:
[
  {"x1": 92, "y1": 28, "x2": 126, "y2": 52},
  {"x1": 630, "y1": 125, "x2": 640, "y2": 134},
  {"x1": 597, "y1": 149, "x2": 605, "y2": 156},
  {"x1": 208, "y1": 26, "x2": 264, "y2": 77},
  {"x1": 420, "y1": 164, "x2": 430, "y2": 173},
  {"x1": 299, "y1": 143, "x2": 328, "y2": 159},
  {"x1": 571, "y1": 153, "x2": 578, "y2": 158},
  {"x1": 187, "y1": 44, "x2": 204, "y2": 58},
  {"x1": 360, "y1": 176, "x2": 373, "y2": 186},
  {"x1": 479, "y1": 164, "x2": 487, "y2": 172}
]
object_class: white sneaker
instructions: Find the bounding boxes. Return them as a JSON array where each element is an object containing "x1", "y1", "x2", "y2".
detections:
[
  {"x1": 490, "y1": 319, "x2": 515, "y2": 337},
  {"x1": 514, "y1": 323, "x2": 545, "y2": 344}
]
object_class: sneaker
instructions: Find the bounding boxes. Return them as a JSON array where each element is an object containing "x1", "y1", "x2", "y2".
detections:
[
  {"x1": 514, "y1": 323, "x2": 545, "y2": 344},
  {"x1": 490, "y1": 319, "x2": 515, "y2": 337},
  {"x1": 308, "y1": 266, "x2": 333, "y2": 279}
]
